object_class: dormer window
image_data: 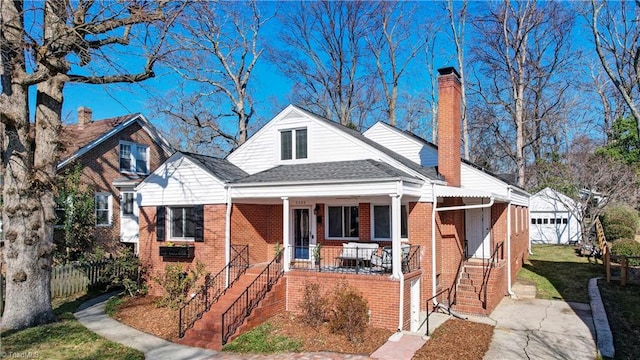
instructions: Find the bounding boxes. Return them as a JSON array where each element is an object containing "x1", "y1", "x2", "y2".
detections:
[
  {"x1": 119, "y1": 141, "x2": 149, "y2": 174},
  {"x1": 280, "y1": 128, "x2": 307, "y2": 160}
]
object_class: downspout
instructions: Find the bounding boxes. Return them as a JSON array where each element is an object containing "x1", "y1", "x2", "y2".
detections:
[
  {"x1": 396, "y1": 181, "x2": 405, "y2": 332},
  {"x1": 506, "y1": 187, "x2": 515, "y2": 296},
  {"x1": 225, "y1": 186, "x2": 232, "y2": 288},
  {"x1": 431, "y1": 183, "x2": 438, "y2": 305}
]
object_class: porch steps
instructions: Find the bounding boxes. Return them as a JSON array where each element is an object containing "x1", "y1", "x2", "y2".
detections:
[
  {"x1": 178, "y1": 264, "x2": 269, "y2": 351},
  {"x1": 453, "y1": 262, "x2": 486, "y2": 315}
]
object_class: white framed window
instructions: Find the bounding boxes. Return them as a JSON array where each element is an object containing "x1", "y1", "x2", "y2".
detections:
[
  {"x1": 170, "y1": 206, "x2": 195, "y2": 240},
  {"x1": 280, "y1": 128, "x2": 307, "y2": 161},
  {"x1": 326, "y1": 205, "x2": 359, "y2": 239},
  {"x1": 372, "y1": 204, "x2": 408, "y2": 240},
  {"x1": 119, "y1": 141, "x2": 149, "y2": 174},
  {"x1": 121, "y1": 192, "x2": 135, "y2": 216},
  {"x1": 95, "y1": 193, "x2": 112, "y2": 226}
]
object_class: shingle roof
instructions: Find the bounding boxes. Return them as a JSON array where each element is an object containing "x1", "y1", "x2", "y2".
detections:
[
  {"x1": 290, "y1": 105, "x2": 441, "y2": 181},
  {"x1": 58, "y1": 114, "x2": 137, "y2": 160},
  {"x1": 183, "y1": 152, "x2": 249, "y2": 182},
  {"x1": 233, "y1": 159, "x2": 420, "y2": 184}
]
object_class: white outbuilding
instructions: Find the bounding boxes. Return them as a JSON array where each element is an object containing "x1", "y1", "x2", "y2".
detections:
[{"x1": 530, "y1": 187, "x2": 582, "y2": 244}]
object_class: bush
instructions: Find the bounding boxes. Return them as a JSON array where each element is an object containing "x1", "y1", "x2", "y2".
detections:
[
  {"x1": 611, "y1": 239, "x2": 640, "y2": 266},
  {"x1": 153, "y1": 262, "x2": 208, "y2": 309},
  {"x1": 328, "y1": 281, "x2": 369, "y2": 343},
  {"x1": 105, "y1": 247, "x2": 146, "y2": 297},
  {"x1": 298, "y1": 281, "x2": 327, "y2": 327},
  {"x1": 602, "y1": 204, "x2": 639, "y2": 241}
]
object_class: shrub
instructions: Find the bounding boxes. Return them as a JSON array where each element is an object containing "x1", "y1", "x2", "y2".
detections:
[
  {"x1": 298, "y1": 281, "x2": 327, "y2": 327},
  {"x1": 328, "y1": 281, "x2": 369, "y2": 343},
  {"x1": 153, "y1": 261, "x2": 208, "y2": 309},
  {"x1": 611, "y1": 239, "x2": 640, "y2": 266},
  {"x1": 105, "y1": 247, "x2": 147, "y2": 297},
  {"x1": 602, "y1": 204, "x2": 639, "y2": 241}
]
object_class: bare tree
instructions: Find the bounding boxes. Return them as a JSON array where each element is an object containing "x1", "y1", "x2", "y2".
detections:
[
  {"x1": 0, "y1": 0, "x2": 182, "y2": 329},
  {"x1": 268, "y1": 0, "x2": 378, "y2": 127},
  {"x1": 590, "y1": 0, "x2": 640, "y2": 134},
  {"x1": 159, "y1": 1, "x2": 271, "y2": 151},
  {"x1": 470, "y1": 0, "x2": 575, "y2": 187},
  {"x1": 367, "y1": 2, "x2": 425, "y2": 127},
  {"x1": 446, "y1": 0, "x2": 469, "y2": 159}
]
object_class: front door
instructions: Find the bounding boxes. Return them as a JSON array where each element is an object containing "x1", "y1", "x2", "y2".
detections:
[
  {"x1": 293, "y1": 208, "x2": 310, "y2": 259},
  {"x1": 465, "y1": 207, "x2": 490, "y2": 258},
  {"x1": 120, "y1": 191, "x2": 139, "y2": 245}
]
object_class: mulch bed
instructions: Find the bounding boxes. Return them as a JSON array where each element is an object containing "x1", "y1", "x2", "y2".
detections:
[
  {"x1": 413, "y1": 319, "x2": 494, "y2": 360},
  {"x1": 113, "y1": 296, "x2": 494, "y2": 358}
]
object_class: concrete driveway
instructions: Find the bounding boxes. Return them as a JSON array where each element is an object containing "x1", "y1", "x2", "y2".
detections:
[{"x1": 471, "y1": 298, "x2": 597, "y2": 360}]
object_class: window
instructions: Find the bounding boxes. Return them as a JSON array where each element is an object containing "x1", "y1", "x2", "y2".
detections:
[
  {"x1": 372, "y1": 204, "x2": 408, "y2": 239},
  {"x1": 95, "y1": 193, "x2": 112, "y2": 226},
  {"x1": 543, "y1": 218, "x2": 548, "y2": 224},
  {"x1": 280, "y1": 128, "x2": 307, "y2": 160},
  {"x1": 531, "y1": 218, "x2": 536, "y2": 225},
  {"x1": 170, "y1": 206, "x2": 195, "y2": 239},
  {"x1": 122, "y1": 192, "x2": 135, "y2": 216},
  {"x1": 550, "y1": 218, "x2": 556, "y2": 225},
  {"x1": 562, "y1": 218, "x2": 568, "y2": 224},
  {"x1": 119, "y1": 141, "x2": 149, "y2": 174},
  {"x1": 327, "y1": 206, "x2": 359, "y2": 238}
]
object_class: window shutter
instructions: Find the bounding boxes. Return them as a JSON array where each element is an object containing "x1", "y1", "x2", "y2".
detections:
[
  {"x1": 194, "y1": 205, "x2": 204, "y2": 242},
  {"x1": 156, "y1": 206, "x2": 165, "y2": 241}
]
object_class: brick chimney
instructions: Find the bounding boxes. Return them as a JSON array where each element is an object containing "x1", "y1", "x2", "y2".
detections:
[
  {"x1": 78, "y1": 106, "x2": 93, "y2": 126},
  {"x1": 437, "y1": 67, "x2": 462, "y2": 187}
]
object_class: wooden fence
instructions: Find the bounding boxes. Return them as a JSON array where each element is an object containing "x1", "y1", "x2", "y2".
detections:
[
  {"x1": 1, "y1": 259, "x2": 132, "y2": 315},
  {"x1": 595, "y1": 218, "x2": 640, "y2": 286}
]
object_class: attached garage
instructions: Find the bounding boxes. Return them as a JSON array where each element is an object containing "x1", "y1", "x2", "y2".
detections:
[{"x1": 530, "y1": 187, "x2": 582, "y2": 244}]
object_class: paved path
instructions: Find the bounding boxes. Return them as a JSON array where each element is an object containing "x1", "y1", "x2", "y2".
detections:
[{"x1": 472, "y1": 298, "x2": 598, "y2": 360}]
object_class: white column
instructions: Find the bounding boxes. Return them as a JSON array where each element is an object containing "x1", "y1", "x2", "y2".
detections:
[
  {"x1": 282, "y1": 197, "x2": 290, "y2": 271},
  {"x1": 391, "y1": 194, "x2": 402, "y2": 279}
]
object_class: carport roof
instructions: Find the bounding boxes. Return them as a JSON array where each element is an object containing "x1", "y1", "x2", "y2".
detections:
[{"x1": 232, "y1": 159, "x2": 422, "y2": 185}]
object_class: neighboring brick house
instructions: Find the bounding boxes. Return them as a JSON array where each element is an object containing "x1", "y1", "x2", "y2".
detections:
[
  {"x1": 137, "y1": 68, "x2": 530, "y2": 347},
  {"x1": 57, "y1": 107, "x2": 173, "y2": 254}
]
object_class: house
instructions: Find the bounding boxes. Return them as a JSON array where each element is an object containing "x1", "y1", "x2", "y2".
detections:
[
  {"x1": 57, "y1": 107, "x2": 173, "y2": 254},
  {"x1": 530, "y1": 187, "x2": 582, "y2": 244},
  {"x1": 136, "y1": 67, "x2": 530, "y2": 349}
]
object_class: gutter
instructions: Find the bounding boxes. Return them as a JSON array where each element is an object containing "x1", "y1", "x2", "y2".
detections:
[
  {"x1": 395, "y1": 181, "x2": 405, "y2": 332},
  {"x1": 225, "y1": 186, "x2": 232, "y2": 287},
  {"x1": 507, "y1": 187, "x2": 515, "y2": 296},
  {"x1": 231, "y1": 176, "x2": 424, "y2": 188}
]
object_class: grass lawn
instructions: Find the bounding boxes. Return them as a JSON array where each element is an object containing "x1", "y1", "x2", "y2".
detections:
[
  {"x1": 1, "y1": 293, "x2": 144, "y2": 360},
  {"x1": 517, "y1": 244, "x2": 602, "y2": 302},
  {"x1": 598, "y1": 281, "x2": 640, "y2": 360}
]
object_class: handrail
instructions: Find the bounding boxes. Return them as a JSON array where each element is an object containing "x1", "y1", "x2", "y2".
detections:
[
  {"x1": 481, "y1": 241, "x2": 504, "y2": 309},
  {"x1": 178, "y1": 245, "x2": 249, "y2": 338},
  {"x1": 423, "y1": 287, "x2": 451, "y2": 335},
  {"x1": 221, "y1": 253, "x2": 284, "y2": 345}
]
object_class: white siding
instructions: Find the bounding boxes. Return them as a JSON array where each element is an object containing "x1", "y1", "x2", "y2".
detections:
[
  {"x1": 229, "y1": 106, "x2": 405, "y2": 175},
  {"x1": 363, "y1": 123, "x2": 438, "y2": 166},
  {"x1": 138, "y1": 155, "x2": 227, "y2": 206},
  {"x1": 461, "y1": 164, "x2": 507, "y2": 197},
  {"x1": 529, "y1": 188, "x2": 582, "y2": 244}
]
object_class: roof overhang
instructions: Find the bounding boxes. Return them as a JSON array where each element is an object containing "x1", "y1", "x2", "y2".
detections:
[{"x1": 434, "y1": 184, "x2": 509, "y2": 202}]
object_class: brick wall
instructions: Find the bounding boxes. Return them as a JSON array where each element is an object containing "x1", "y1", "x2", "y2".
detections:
[
  {"x1": 139, "y1": 204, "x2": 227, "y2": 296},
  {"x1": 407, "y1": 202, "x2": 433, "y2": 310},
  {"x1": 510, "y1": 205, "x2": 530, "y2": 285},
  {"x1": 285, "y1": 271, "x2": 403, "y2": 330},
  {"x1": 58, "y1": 122, "x2": 169, "y2": 253},
  {"x1": 231, "y1": 203, "x2": 282, "y2": 264},
  {"x1": 435, "y1": 198, "x2": 465, "y2": 296}
]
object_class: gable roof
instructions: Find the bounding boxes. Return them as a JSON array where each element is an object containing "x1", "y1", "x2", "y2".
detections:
[
  {"x1": 288, "y1": 105, "x2": 441, "y2": 181},
  {"x1": 366, "y1": 120, "x2": 527, "y2": 192},
  {"x1": 232, "y1": 159, "x2": 422, "y2": 185},
  {"x1": 531, "y1": 187, "x2": 578, "y2": 211},
  {"x1": 182, "y1": 152, "x2": 248, "y2": 182},
  {"x1": 57, "y1": 114, "x2": 173, "y2": 170}
]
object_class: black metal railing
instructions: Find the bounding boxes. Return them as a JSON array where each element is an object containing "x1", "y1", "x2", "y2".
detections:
[
  {"x1": 424, "y1": 287, "x2": 452, "y2": 335},
  {"x1": 289, "y1": 244, "x2": 420, "y2": 275},
  {"x1": 178, "y1": 245, "x2": 249, "y2": 338},
  {"x1": 481, "y1": 241, "x2": 504, "y2": 309},
  {"x1": 221, "y1": 253, "x2": 284, "y2": 345}
]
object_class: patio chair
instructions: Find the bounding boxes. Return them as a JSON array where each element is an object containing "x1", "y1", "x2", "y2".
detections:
[{"x1": 370, "y1": 246, "x2": 392, "y2": 272}]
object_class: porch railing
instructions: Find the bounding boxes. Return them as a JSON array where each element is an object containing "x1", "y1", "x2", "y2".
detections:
[
  {"x1": 289, "y1": 244, "x2": 420, "y2": 275},
  {"x1": 178, "y1": 245, "x2": 249, "y2": 338},
  {"x1": 221, "y1": 253, "x2": 284, "y2": 345},
  {"x1": 481, "y1": 241, "x2": 504, "y2": 309}
]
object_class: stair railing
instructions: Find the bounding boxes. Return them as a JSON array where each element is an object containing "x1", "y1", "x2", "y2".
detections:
[
  {"x1": 178, "y1": 245, "x2": 249, "y2": 338},
  {"x1": 221, "y1": 253, "x2": 284, "y2": 345},
  {"x1": 481, "y1": 241, "x2": 504, "y2": 309}
]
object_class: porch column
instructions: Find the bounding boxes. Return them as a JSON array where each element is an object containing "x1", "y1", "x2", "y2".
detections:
[
  {"x1": 391, "y1": 194, "x2": 402, "y2": 279},
  {"x1": 282, "y1": 197, "x2": 290, "y2": 271}
]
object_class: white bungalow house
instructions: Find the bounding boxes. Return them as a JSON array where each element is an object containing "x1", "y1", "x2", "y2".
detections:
[
  {"x1": 529, "y1": 187, "x2": 582, "y2": 244},
  {"x1": 135, "y1": 67, "x2": 530, "y2": 350}
]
